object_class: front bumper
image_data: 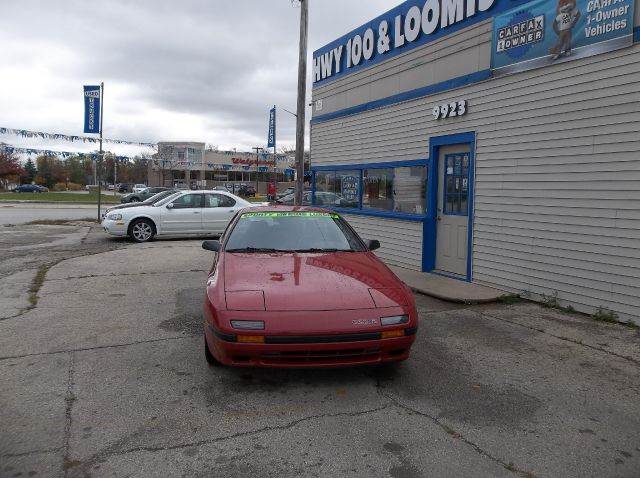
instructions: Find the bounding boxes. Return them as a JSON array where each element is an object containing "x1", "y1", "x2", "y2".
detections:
[
  {"x1": 101, "y1": 219, "x2": 127, "y2": 237},
  {"x1": 205, "y1": 325, "x2": 417, "y2": 368}
]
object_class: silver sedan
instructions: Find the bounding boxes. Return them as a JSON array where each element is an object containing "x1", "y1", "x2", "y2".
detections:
[{"x1": 101, "y1": 190, "x2": 254, "y2": 242}]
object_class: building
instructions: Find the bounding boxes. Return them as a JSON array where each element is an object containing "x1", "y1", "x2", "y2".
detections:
[
  {"x1": 310, "y1": 0, "x2": 640, "y2": 322},
  {"x1": 148, "y1": 142, "x2": 296, "y2": 191}
]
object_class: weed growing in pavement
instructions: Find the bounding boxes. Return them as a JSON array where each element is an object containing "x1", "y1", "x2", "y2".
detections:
[
  {"x1": 541, "y1": 291, "x2": 560, "y2": 309},
  {"x1": 592, "y1": 307, "x2": 619, "y2": 324}
]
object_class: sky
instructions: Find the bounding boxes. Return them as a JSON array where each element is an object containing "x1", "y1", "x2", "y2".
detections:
[{"x1": 0, "y1": 0, "x2": 400, "y2": 159}]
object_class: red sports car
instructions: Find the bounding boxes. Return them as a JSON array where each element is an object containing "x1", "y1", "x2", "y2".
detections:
[{"x1": 202, "y1": 206, "x2": 418, "y2": 368}]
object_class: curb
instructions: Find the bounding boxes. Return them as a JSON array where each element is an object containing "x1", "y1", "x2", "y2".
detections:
[{"x1": 406, "y1": 284, "x2": 504, "y2": 304}]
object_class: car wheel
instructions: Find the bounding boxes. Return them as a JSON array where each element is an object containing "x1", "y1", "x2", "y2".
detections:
[
  {"x1": 204, "y1": 336, "x2": 222, "y2": 366},
  {"x1": 129, "y1": 219, "x2": 155, "y2": 243},
  {"x1": 129, "y1": 197, "x2": 140, "y2": 202}
]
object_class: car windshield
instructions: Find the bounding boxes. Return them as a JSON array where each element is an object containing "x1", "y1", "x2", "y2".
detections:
[
  {"x1": 143, "y1": 190, "x2": 175, "y2": 204},
  {"x1": 154, "y1": 192, "x2": 183, "y2": 206},
  {"x1": 224, "y1": 211, "x2": 365, "y2": 253}
]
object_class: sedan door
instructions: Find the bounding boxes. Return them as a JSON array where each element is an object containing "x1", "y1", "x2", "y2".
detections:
[
  {"x1": 202, "y1": 193, "x2": 240, "y2": 234},
  {"x1": 161, "y1": 193, "x2": 204, "y2": 234}
]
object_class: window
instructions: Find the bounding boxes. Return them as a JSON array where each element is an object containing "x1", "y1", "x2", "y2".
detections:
[
  {"x1": 204, "y1": 194, "x2": 236, "y2": 208},
  {"x1": 314, "y1": 170, "x2": 359, "y2": 208},
  {"x1": 363, "y1": 169, "x2": 393, "y2": 211},
  {"x1": 393, "y1": 166, "x2": 427, "y2": 215},
  {"x1": 443, "y1": 154, "x2": 469, "y2": 216},
  {"x1": 314, "y1": 163, "x2": 427, "y2": 216},
  {"x1": 171, "y1": 194, "x2": 202, "y2": 209},
  {"x1": 177, "y1": 151, "x2": 186, "y2": 160}
]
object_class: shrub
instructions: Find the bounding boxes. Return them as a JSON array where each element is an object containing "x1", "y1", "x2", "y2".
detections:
[{"x1": 52, "y1": 182, "x2": 83, "y2": 191}]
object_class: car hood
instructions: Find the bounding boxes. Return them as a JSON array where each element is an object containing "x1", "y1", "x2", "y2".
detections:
[
  {"x1": 223, "y1": 251, "x2": 407, "y2": 311},
  {"x1": 108, "y1": 202, "x2": 148, "y2": 212}
]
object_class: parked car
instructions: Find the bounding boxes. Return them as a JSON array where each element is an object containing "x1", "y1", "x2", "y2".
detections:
[
  {"x1": 236, "y1": 184, "x2": 256, "y2": 197},
  {"x1": 102, "y1": 190, "x2": 254, "y2": 242},
  {"x1": 13, "y1": 184, "x2": 48, "y2": 193},
  {"x1": 103, "y1": 189, "x2": 179, "y2": 219},
  {"x1": 276, "y1": 187, "x2": 294, "y2": 200},
  {"x1": 121, "y1": 187, "x2": 172, "y2": 203},
  {"x1": 118, "y1": 183, "x2": 132, "y2": 193},
  {"x1": 213, "y1": 186, "x2": 230, "y2": 192},
  {"x1": 132, "y1": 184, "x2": 147, "y2": 194},
  {"x1": 200, "y1": 206, "x2": 418, "y2": 368}
]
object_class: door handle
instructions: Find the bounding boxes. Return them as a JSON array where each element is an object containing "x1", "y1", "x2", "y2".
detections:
[{"x1": 193, "y1": 211, "x2": 200, "y2": 214}]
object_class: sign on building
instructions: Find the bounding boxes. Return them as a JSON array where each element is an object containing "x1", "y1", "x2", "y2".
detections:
[{"x1": 492, "y1": 0, "x2": 635, "y2": 74}]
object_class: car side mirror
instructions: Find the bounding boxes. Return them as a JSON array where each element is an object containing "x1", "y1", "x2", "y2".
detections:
[
  {"x1": 166, "y1": 203, "x2": 174, "y2": 209},
  {"x1": 202, "y1": 240, "x2": 220, "y2": 252},
  {"x1": 366, "y1": 239, "x2": 381, "y2": 251}
]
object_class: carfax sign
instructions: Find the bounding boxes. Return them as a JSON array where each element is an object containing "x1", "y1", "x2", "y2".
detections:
[{"x1": 492, "y1": 0, "x2": 634, "y2": 74}]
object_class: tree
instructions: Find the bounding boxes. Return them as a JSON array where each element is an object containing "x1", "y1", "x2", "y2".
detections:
[
  {"x1": 152, "y1": 146, "x2": 178, "y2": 187},
  {"x1": 0, "y1": 152, "x2": 24, "y2": 190},
  {"x1": 22, "y1": 158, "x2": 37, "y2": 183}
]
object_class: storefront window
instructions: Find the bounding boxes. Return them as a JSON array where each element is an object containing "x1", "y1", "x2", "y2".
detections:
[
  {"x1": 363, "y1": 169, "x2": 394, "y2": 211},
  {"x1": 393, "y1": 166, "x2": 427, "y2": 215},
  {"x1": 313, "y1": 163, "x2": 427, "y2": 216}
]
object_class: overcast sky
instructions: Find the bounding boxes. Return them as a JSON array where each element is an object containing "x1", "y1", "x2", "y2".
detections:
[{"x1": 0, "y1": 0, "x2": 399, "y2": 158}]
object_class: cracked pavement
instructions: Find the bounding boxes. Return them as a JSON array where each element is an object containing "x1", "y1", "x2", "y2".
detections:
[{"x1": 1, "y1": 218, "x2": 639, "y2": 477}]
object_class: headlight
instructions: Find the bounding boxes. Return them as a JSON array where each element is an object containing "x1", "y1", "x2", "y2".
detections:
[
  {"x1": 106, "y1": 213, "x2": 123, "y2": 221},
  {"x1": 230, "y1": 320, "x2": 265, "y2": 330},
  {"x1": 380, "y1": 315, "x2": 409, "y2": 326}
]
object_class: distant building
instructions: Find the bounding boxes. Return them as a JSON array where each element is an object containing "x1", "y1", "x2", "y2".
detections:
[{"x1": 148, "y1": 142, "x2": 296, "y2": 190}]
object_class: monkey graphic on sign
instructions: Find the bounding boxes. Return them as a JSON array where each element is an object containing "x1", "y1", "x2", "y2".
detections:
[{"x1": 549, "y1": 0, "x2": 581, "y2": 60}]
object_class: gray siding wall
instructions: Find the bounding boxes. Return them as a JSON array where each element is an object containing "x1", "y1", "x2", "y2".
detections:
[
  {"x1": 311, "y1": 12, "x2": 640, "y2": 321},
  {"x1": 344, "y1": 215, "x2": 423, "y2": 271}
]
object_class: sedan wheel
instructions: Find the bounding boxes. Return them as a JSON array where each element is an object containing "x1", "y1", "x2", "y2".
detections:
[{"x1": 130, "y1": 219, "x2": 155, "y2": 243}]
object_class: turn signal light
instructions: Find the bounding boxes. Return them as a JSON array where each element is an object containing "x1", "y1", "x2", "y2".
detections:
[
  {"x1": 237, "y1": 335, "x2": 265, "y2": 344},
  {"x1": 381, "y1": 330, "x2": 404, "y2": 339}
]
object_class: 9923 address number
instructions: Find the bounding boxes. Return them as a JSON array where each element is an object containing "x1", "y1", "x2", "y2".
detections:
[{"x1": 432, "y1": 100, "x2": 467, "y2": 120}]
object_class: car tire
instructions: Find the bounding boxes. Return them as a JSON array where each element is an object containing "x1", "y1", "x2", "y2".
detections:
[
  {"x1": 129, "y1": 197, "x2": 140, "y2": 202},
  {"x1": 129, "y1": 218, "x2": 156, "y2": 243},
  {"x1": 204, "y1": 337, "x2": 222, "y2": 366}
]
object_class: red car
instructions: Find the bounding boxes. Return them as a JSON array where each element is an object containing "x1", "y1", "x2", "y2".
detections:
[{"x1": 202, "y1": 206, "x2": 418, "y2": 368}]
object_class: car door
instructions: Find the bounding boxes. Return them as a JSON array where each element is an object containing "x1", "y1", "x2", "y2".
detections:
[
  {"x1": 161, "y1": 193, "x2": 204, "y2": 234},
  {"x1": 202, "y1": 193, "x2": 239, "y2": 234}
]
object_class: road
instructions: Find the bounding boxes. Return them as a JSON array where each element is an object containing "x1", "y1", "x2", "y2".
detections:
[
  {"x1": 1, "y1": 222, "x2": 639, "y2": 477},
  {"x1": 0, "y1": 204, "x2": 106, "y2": 226}
]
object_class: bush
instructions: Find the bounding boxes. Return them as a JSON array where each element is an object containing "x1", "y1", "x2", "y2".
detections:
[{"x1": 52, "y1": 182, "x2": 83, "y2": 191}]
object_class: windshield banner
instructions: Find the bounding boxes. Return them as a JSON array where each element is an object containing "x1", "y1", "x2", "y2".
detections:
[
  {"x1": 242, "y1": 212, "x2": 340, "y2": 219},
  {"x1": 491, "y1": 0, "x2": 634, "y2": 75}
]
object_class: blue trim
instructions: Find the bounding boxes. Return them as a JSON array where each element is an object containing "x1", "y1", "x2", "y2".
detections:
[
  {"x1": 331, "y1": 207, "x2": 426, "y2": 222},
  {"x1": 635, "y1": 26, "x2": 640, "y2": 43},
  {"x1": 430, "y1": 270, "x2": 468, "y2": 282},
  {"x1": 311, "y1": 70, "x2": 492, "y2": 125},
  {"x1": 425, "y1": 132, "x2": 476, "y2": 282},
  {"x1": 312, "y1": 159, "x2": 428, "y2": 171}
]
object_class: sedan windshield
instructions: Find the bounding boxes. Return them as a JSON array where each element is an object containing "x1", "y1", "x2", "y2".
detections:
[
  {"x1": 154, "y1": 192, "x2": 183, "y2": 206},
  {"x1": 225, "y1": 211, "x2": 365, "y2": 253},
  {"x1": 144, "y1": 190, "x2": 177, "y2": 204}
]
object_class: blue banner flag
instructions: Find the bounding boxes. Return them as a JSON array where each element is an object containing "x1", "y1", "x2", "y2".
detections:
[
  {"x1": 83, "y1": 85, "x2": 101, "y2": 134},
  {"x1": 492, "y1": 0, "x2": 634, "y2": 74},
  {"x1": 267, "y1": 106, "x2": 276, "y2": 149}
]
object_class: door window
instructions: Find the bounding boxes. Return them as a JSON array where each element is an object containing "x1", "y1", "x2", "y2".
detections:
[
  {"x1": 171, "y1": 194, "x2": 202, "y2": 209},
  {"x1": 443, "y1": 154, "x2": 469, "y2": 216},
  {"x1": 204, "y1": 194, "x2": 236, "y2": 208}
]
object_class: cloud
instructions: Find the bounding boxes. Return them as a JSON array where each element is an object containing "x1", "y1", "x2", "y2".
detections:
[{"x1": 0, "y1": 0, "x2": 399, "y2": 153}]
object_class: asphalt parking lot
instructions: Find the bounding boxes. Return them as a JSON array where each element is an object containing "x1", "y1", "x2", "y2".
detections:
[{"x1": 1, "y1": 221, "x2": 639, "y2": 477}]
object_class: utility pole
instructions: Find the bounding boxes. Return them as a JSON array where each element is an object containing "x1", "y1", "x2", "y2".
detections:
[
  {"x1": 253, "y1": 146, "x2": 262, "y2": 194},
  {"x1": 97, "y1": 81, "x2": 104, "y2": 222},
  {"x1": 294, "y1": 0, "x2": 308, "y2": 206}
]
